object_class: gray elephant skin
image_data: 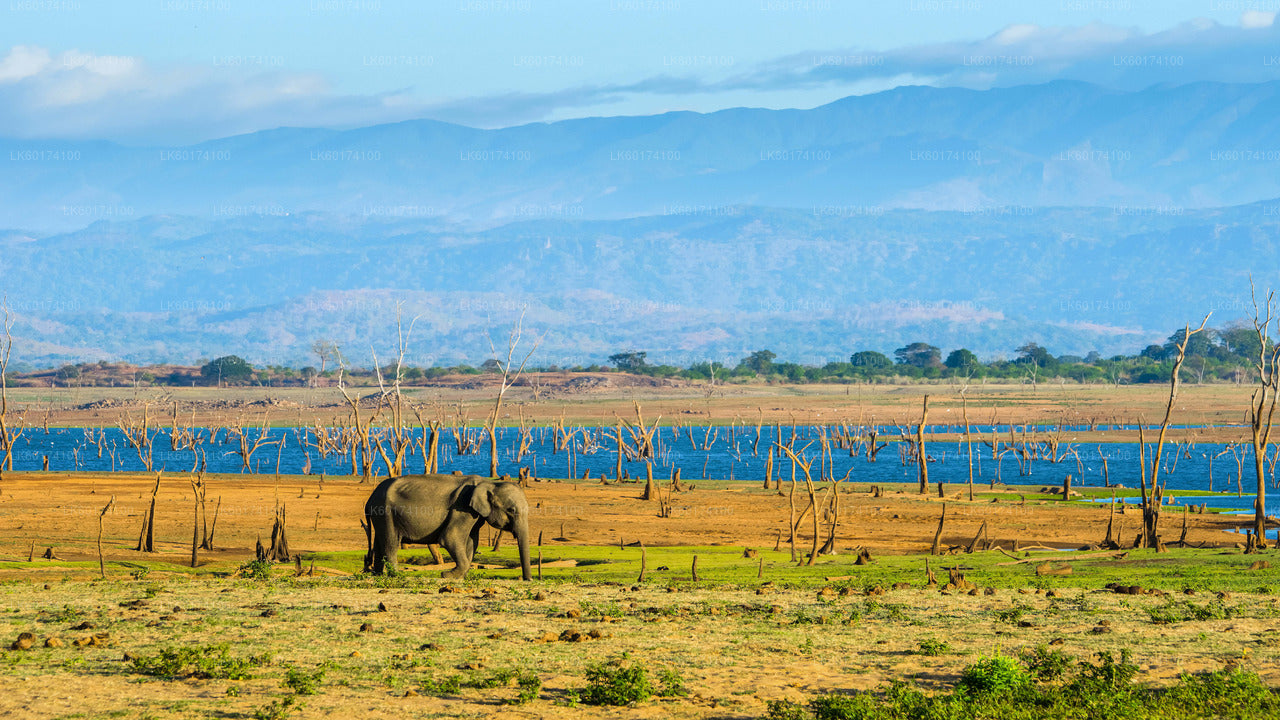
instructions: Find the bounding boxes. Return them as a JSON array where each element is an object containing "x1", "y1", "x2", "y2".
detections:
[{"x1": 363, "y1": 473, "x2": 532, "y2": 580}]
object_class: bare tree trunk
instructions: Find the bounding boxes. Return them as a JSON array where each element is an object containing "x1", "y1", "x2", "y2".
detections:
[
  {"x1": 917, "y1": 395, "x2": 930, "y2": 494},
  {"x1": 1248, "y1": 283, "x2": 1280, "y2": 546},
  {"x1": 97, "y1": 496, "x2": 114, "y2": 578},
  {"x1": 931, "y1": 503, "x2": 946, "y2": 555}
]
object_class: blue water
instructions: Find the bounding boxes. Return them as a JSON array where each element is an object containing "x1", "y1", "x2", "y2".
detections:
[{"x1": 3, "y1": 426, "x2": 1273, "y2": 502}]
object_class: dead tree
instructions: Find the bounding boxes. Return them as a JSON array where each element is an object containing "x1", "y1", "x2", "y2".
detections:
[
  {"x1": 97, "y1": 496, "x2": 115, "y2": 578},
  {"x1": 916, "y1": 395, "x2": 930, "y2": 494},
  {"x1": 485, "y1": 307, "x2": 542, "y2": 478},
  {"x1": 0, "y1": 297, "x2": 24, "y2": 474},
  {"x1": 373, "y1": 304, "x2": 420, "y2": 477},
  {"x1": 962, "y1": 394, "x2": 975, "y2": 501},
  {"x1": 335, "y1": 350, "x2": 386, "y2": 481},
  {"x1": 1247, "y1": 283, "x2": 1280, "y2": 547},
  {"x1": 268, "y1": 502, "x2": 290, "y2": 562},
  {"x1": 1138, "y1": 314, "x2": 1210, "y2": 549},
  {"x1": 227, "y1": 415, "x2": 282, "y2": 474},
  {"x1": 931, "y1": 503, "x2": 946, "y2": 555},
  {"x1": 136, "y1": 473, "x2": 161, "y2": 552},
  {"x1": 779, "y1": 444, "x2": 821, "y2": 566}
]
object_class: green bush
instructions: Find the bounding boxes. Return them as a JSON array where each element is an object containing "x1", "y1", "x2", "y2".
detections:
[
  {"x1": 419, "y1": 674, "x2": 463, "y2": 695},
  {"x1": 657, "y1": 667, "x2": 688, "y2": 697},
  {"x1": 1019, "y1": 645, "x2": 1073, "y2": 682},
  {"x1": 957, "y1": 651, "x2": 1030, "y2": 698},
  {"x1": 131, "y1": 644, "x2": 270, "y2": 680},
  {"x1": 577, "y1": 661, "x2": 654, "y2": 706},
  {"x1": 512, "y1": 672, "x2": 541, "y2": 704},
  {"x1": 916, "y1": 638, "x2": 951, "y2": 656},
  {"x1": 281, "y1": 665, "x2": 324, "y2": 695},
  {"x1": 764, "y1": 699, "x2": 811, "y2": 720},
  {"x1": 237, "y1": 559, "x2": 273, "y2": 581}
]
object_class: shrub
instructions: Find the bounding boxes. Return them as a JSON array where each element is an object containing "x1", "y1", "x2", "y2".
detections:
[
  {"x1": 131, "y1": 644, "x2": 269, "y2": 680},
  {"x1": 419, "y1": 674, "x2": 463, "y2": 695},
  {"x1": 916, "y1": 638, "x2": 951, "y2": 656},
  {"x1": 1019, "y1": 645, "x2": 1073, "y2": 682},
  {"x1": 281, "y1": 665, "x2": 324, "y2": 695},
  {"x1": 512, "y1": 672, "x2": 541, "y2": 704},
  {"x1": 577, "y1": 661, "x2": 654, "y2": 706},
  {"x1": 764, "y1": 699, "x2": 811, "y2": 720},
  {"x1": 657, "y1": 667, "x2": 688, "y2": 697},
  {"x1": 957, "y1": 651, "x2": 1030, "y2": 698},
  {"x1": 237, "y1": 559, "x2": 273, "y2": 581}
]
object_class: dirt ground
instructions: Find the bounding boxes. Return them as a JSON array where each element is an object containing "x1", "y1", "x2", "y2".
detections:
[
  {"x1": 0, "y1": 471, "x2": 1276, "y2": 719},
  {"x1": 1, "y1": 380, "x2": 1262, "y2": 445},
  {"x1": 0, "y1": 471, "x2": 1253, "y2": 568}
]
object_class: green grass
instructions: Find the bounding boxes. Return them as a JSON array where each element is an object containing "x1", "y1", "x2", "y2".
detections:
[
  {"x1": 768, "y1": 654, "x2": 1280, "y2": 720},
  {"x1": 10, "y1": 538, "x2": 1275, "y2": 596}
]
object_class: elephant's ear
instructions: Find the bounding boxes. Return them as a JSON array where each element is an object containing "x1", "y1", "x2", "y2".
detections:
[{"x1": 469, "y1": 482, "x2": 493, "y2": 517}]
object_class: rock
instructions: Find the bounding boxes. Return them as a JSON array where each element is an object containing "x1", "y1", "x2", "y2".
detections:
[
  {"x1": 11, "y1": 633, "x2": 34, "y2": 651},
  {"x1": 418, "y1": 643, "x2": 442, "y2": 651},
  {"x1": 893, "y1": 582, "x2": 911, "y2": 591},
  {"x1": 359, "y1": 623, "x2": 373, "y2": 632},
  {"x1": 71, "y1": 621, "x2": 94, "y2": 631},
  {"x1": 588, "y1": 628, "x2": 609, "y2": 639},
  {"x1": 350, "y1": 650, "x2": 362, "y2": 657},
  {"x1": 1048, "y1": 638, "x2": 1065, "y2": 646},
  {"x1": 260, "y1": 609, "x2": 277, "y2": 618},
  {"x1": 44, "y1": 637, "x2": 63, "y2": 648},
  {"x1": 535, "y1": 632, "x2": 559, "y2": 643},
  {"x1": 487, "y1": 632, "x2": 503, "y2": 640},
  {"x1": 404, "y1": 689, "x2": 420, "y2": 697},
  {"x1": 984, "y1": 587, "x2": 997, "y2": 596},
  {"x1": 377, "y1": 602, "x2": 388, "y2": 612},
  {"x1": 565, "y1": 609, "x2": 581, "y2": 619},
  {"x1": 559, "y1": 629, "x2": 584, "y2": 642},
  {"x1": 1250, "y1": 561, "x2": 1271, "y2": 571},
  {"x1": 1090, "y1": 625, "x2": 1113, "y2": 634},
  {"x1": 533, "y1": 592, "x2": 547, "y2": 601}
]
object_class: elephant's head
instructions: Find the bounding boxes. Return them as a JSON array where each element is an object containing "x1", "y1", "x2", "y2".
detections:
[{"x1": 469, "y1": 480, "x2": 532, "y2": 581}]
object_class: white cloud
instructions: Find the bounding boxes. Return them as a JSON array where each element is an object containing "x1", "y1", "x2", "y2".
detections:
[
  {"x1": 4, "y1": 14, "x2": 1280, "y2": 142},
  {"x1": 1241, "y1": 10, "x2": 1276, "y2": 29},
  {"x1": 0, "y1": 45, "x2": 51, "y2": 83}
]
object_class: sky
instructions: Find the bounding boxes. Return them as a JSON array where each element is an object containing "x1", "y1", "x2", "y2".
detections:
[{"x1": 1, "y1": 0, "x2": 1279, "y2": 143}]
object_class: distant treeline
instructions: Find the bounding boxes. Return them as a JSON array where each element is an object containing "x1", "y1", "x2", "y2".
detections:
[{"x1": 12, "y1": 324, "x2": 1268, "y2": 389}]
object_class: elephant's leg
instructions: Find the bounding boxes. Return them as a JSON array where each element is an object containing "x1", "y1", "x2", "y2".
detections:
[
  {"x1": 428, "y1": 544, "x2": 444, "y2": 566},
  {"x1": 441, "y1": 526, "x2": 472, "y2": 579},
  {"x1": 369, "y1": 521, "x2": 385, "y2": 574},
  {"x1": 380, "y1": 525, "x2": 400, "y2": 574}
]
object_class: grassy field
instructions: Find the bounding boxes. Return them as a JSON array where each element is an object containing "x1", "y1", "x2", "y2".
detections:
[
  {"x1": 0, "y1": 467, "x2": 1278, "y2": 718},
  {"x1": 2, "y1": 545, "x2": 1280, "y2": 719},
  {"x1": 2, "y1": 380, "x2": 1279, "y2": 717}
]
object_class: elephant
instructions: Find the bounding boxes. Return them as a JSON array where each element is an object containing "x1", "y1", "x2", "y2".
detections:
[{"x1": 363, "y1": 473, "x2": 532, "y2": 580}]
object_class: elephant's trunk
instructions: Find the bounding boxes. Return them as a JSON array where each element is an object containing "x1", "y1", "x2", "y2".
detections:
[{"x1": 514, "y1": 520, "x2": 532, "y2": 581}]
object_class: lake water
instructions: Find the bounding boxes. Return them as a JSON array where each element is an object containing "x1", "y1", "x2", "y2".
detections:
[{"x1": 3, "y1": 426, "x2": 1273, "y2": 502}]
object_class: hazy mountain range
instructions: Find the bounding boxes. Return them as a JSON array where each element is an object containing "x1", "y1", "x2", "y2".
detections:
[{"x1": 2, "y1": 79, "x2": 1279, "y2": 368}]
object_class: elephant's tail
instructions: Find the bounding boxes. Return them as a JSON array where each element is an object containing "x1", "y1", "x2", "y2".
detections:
[{"x1": 361, "y1": 513, "x2": 373, "y2": 573}]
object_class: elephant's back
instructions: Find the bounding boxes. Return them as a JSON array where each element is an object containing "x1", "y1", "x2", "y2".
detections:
[{"x1": 383, "y1": 474, "x2": 471, "y2": 504}]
